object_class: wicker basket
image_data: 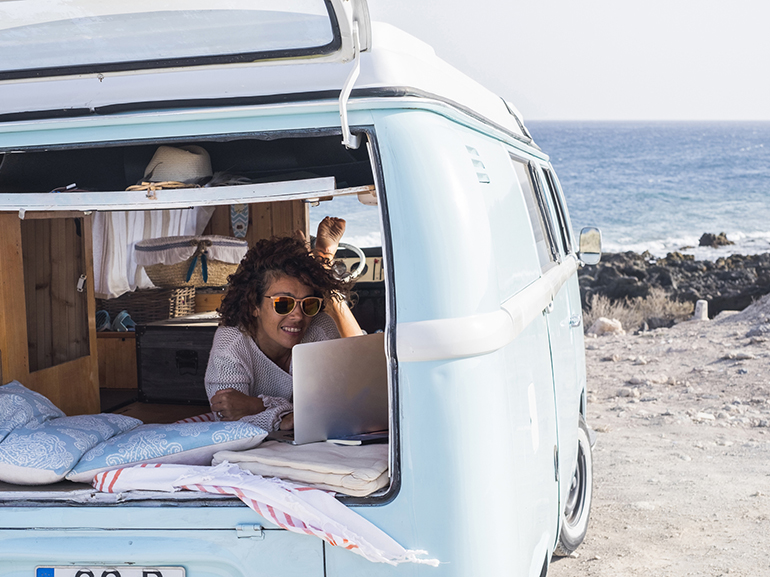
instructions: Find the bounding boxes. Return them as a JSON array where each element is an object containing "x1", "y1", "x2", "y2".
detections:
[
  {"x1": 144, "y1": 259, "x2": 237, "y2": 288},
  {"x1": 96, "y1": 287, "x2": 196, "y2": 325},
  {"x1": 136, "y1": 235, "x2": 247, "y2": 289}
]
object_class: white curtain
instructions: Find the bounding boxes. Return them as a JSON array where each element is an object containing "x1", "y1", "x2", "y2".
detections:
[{"x1": 93, "y1": 207, "x2": 216, "y2": 299}]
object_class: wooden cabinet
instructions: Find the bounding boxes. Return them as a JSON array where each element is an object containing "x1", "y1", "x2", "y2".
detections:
[
  {"x1": 0, "y1": 212, "x2": 99, "y2": 415},
  {"x1": 97, "y1": 332, "x2": 137, "y2": 389}
]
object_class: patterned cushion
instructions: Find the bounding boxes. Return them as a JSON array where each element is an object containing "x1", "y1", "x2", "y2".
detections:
[
  {"x1": 0, "y1": 381, "x2": 65, "y2": 443},
  {"x1": 66, "y1": 421, "x2": 268, "y2": 484},
  {"x1": 0, "y1": 413, "x2": 142, "y2": 485}
]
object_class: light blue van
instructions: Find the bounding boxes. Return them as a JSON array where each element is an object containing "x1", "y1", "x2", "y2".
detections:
[{"x1": 0, "y1": 1, "x2": 599, "y2": 575}]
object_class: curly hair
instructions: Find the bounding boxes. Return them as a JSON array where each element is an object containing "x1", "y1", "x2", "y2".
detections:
[{"x1": 218, "y1": 236, "x2": 343, "y2": 331}]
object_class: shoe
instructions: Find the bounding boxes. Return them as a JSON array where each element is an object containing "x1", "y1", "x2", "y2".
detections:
[
  {"x1": 96, "y1": 310, "x2": 111, "y2": 332},
  {"x1": 112, "y1": 310, "x2": 136, "y2": 332}
]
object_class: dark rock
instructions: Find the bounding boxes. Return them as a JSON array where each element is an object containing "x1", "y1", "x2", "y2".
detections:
[
  {"x1": 604, "y1": 276, "x2": 650, "y2": 300},
  {"x1": 579, "y1": 251, "x2": 770, "y2": 318},
  {"x1": 647, "y1": 317, "x2": 674, "y2": 330},
  {"x1": 699, "y1": 232, "x2": 734, "y2": 248}
]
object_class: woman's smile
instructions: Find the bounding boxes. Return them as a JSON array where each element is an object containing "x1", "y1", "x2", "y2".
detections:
[{"x1": 254, "y1": 273, "x2": 316, "y2": 367}]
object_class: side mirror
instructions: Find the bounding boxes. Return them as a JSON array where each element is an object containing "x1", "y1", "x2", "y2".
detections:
[{"x1": 578, "y1": 226, "x2": 602, "y2": 265}]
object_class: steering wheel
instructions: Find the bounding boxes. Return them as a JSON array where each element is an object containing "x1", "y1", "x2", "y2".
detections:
[
  {"x1": 332, "y1": 242, "x2": 366, "y2": 283},
  {"x1": 310, "y1": 236, "x2": 367, "y2": 283}
]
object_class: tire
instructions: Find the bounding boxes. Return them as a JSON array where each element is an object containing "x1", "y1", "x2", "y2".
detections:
[{"x1": 553, "y1": 416, "x2": 593, "y2": 557}]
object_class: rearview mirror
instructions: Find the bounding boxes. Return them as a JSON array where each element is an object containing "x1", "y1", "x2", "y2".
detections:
[{"x1": 578, "y1": 226, "x2": 602, "y2": 266}]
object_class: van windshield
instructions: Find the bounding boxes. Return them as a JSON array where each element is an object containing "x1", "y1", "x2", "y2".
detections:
[{"x1": 0, "y1": 1, "x2": 336, "y2": 79}]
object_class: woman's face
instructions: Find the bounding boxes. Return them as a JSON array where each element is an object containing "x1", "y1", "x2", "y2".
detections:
[{"x1": 253, "y1": 273, "x2": 316, "y2": 358}]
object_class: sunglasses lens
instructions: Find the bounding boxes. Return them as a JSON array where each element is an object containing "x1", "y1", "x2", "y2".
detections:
[
  {"x1": 302, "y1": 297, "x2": 322, "y2": 317},
  {"x1": 272, "y1": 296, "x2": 296, "y2": 315}
]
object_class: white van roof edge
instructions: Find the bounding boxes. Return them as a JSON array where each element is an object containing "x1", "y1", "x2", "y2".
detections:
[{"x1": 0, "y1": 22, "x2": 530, "y2": 143}]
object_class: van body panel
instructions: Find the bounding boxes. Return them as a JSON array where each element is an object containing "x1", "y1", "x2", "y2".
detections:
[
  {"x1": 0, "y1": 529, "x2": 323, "y2": 577},
  {"x1": 324, "y1": 319, "x2": 559, "y2": 576}
]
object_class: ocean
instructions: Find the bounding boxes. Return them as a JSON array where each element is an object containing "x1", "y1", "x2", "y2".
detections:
[
  {"x1": 311, "y1": 121, "x2": 770, "y2": 260},
  {"x1": 529, "y1": 121, "x2": 770, "y2": 260}
]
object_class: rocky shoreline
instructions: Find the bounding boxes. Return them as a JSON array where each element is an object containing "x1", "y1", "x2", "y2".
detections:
[{"x1": 579, "y1": 250, "x2": 770, "y2": 318}]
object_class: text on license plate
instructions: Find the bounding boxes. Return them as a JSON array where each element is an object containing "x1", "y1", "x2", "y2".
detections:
[{"x1": 36, "y1": 567, "x2": 185, "y2": 577}]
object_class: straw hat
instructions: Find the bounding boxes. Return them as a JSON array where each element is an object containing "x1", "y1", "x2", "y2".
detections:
[{"x1": 142, "y1": 145, "x2": 213, "y2": 183}]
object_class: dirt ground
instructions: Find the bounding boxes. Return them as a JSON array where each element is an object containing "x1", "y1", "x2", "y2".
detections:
[{"x1": 549, "y1": 297, "x2": 770, "y2": 577}]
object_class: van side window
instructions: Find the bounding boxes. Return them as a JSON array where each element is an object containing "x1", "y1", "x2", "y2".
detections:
[
  {"x1": 511, "y1": 156, "x2": 559, "y2": 271},
  {"x1": 541, "y1": 167, "x2": 573, "y2": 255}
]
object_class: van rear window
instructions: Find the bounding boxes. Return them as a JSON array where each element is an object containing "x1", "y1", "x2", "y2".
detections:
[{"x1": 0, "y1": 1, "x2": 337, "y2": 80}]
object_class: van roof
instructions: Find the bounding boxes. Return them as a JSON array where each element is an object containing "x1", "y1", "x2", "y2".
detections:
[{"x1": 0, "y1": 3, "x2": 530, "y2": 143}]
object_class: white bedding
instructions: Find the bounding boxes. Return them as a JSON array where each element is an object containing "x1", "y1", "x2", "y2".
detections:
[{"x1": 212, "y1": 440, "x2": 389, "y2": 497}]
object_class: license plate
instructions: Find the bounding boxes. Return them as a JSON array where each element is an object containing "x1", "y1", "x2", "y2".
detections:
[{"x1": 36, "y1": 567, "x2": 184, "y2": 577}]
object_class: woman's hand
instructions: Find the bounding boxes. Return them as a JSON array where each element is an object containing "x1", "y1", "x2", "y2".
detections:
[
  {"x1": 210, "y1": 388, "x2": 265, "y2": 421},
  {"x1": 324, "y1": 291, "x2": 364, "y2": 338},
  {"x1": 279, "y1": 412, "x2": 294, "y2": 431}
]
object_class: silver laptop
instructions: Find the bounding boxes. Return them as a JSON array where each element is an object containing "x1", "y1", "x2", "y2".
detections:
[{"x1": 280, "y1": 331, "x2": 389, "y2": 445}]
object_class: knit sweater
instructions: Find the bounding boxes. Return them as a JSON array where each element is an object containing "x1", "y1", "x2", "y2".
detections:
[{"x1": 204, "y1": 313, "x2": 340, "y2": 431}]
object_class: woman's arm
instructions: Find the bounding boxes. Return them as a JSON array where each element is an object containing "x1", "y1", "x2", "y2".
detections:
[
  {"x1": 324, "y1": 292, "x2": 364, "y2": 338},
  {"x1": 209, "y1": 388, "x2": 265, "y2": 421}
]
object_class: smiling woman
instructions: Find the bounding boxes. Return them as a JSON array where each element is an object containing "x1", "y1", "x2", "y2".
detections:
[{"x1": 205, "y1": 221, "x2": 362, "y2": 431}]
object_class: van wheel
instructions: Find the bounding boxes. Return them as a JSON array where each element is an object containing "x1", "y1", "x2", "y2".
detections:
[{"x1": 553, "y1": 416, "x2": 593, "y2": 557}]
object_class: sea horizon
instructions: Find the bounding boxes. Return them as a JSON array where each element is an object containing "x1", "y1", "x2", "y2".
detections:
[{"x1": 314, "y1": 121, "x2": 770, "y2": 262}]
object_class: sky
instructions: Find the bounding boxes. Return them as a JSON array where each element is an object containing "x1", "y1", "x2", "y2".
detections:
[{"x1": 367, "y1": 0, "x2": 770, "y2": 121}]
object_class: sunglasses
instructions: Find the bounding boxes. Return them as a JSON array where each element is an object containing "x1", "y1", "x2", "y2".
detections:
[{"x1": 264, "y1": 295, "x2": 323, "y2": 317}]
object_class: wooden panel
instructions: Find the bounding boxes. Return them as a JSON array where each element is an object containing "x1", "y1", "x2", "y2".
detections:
[
  {"x1": 293, "y1": 200, "x2": 310, "y2": 241},
  {"x1": 83, "y1": 214, "x2": 98, "y2": 369},
  {"x1": 51, "y1": 218, "x2": 68, "y2": 367},
  {"x1": 201, "y1": 201, "x2": 309, "y2": 249},
  {"x1": 0, "y1": 213, "x2": 29, "y2": 383},
  {"x1": 248, "y1": 202, "x2": 273, "y2": 244},
  {"x1": 23, "y1": 356, "x2": 99, "y2": 415},
  {"x1": 0, "y1": 213, "x2": 99, "y2": 414},
  {"x1": 203, "y1": 205, "x2": 231, "y2": 237},
  {"x1": 97, "y1": 333, "x2": 137, "y2": 389},
  {"x1": 112, "y1": 401, "x2": 208, "y2": 424},
  {"x1": 22, "y1": 218, "x2": 89, "y2": 372}
]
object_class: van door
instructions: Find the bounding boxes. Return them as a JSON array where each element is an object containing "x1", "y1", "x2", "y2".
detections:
[
  {"x1": 534, "y1": 164, "x2": 585, "y2": 517},
  {"x1": 509, "y1": 154, "x2": 563, "y2": 542}
]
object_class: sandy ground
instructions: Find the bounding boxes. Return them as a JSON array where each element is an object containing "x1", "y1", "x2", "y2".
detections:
[{"x1": 549, "y1": 297, "x2": 770, "y2": 577}]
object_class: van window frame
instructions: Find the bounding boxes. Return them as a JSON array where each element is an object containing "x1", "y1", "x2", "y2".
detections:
[
  {"x1": 0, "y1": 1, "x2": 342, "y2": 82},
  {"x1": 509, "y1": 152, "x2": 560, "y2": 272},
  {"x1": 539, "y1": 165, "x2": 574, "y2": 257},
  {"x1": 0, "y1": 125, "x2": 401, "y2": 508}
]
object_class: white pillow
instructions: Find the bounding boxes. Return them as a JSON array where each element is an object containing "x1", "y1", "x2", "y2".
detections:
[
  {"x1": 67, "y1": 421, "x2": 267, "y2": 484},
  {"x1": 0, "y1": 413, "x2": 142, "y2": 485}
]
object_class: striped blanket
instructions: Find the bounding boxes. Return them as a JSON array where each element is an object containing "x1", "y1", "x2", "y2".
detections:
[{"x1": 93, "y1": 462, "x2": 438, "y2": 567}]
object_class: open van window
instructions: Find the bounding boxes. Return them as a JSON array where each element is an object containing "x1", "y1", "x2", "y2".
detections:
[{"x1": 0, "y1": 130, "x2": 395, "y2": 504}]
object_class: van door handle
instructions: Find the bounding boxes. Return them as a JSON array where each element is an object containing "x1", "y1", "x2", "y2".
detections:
[
  {"x1": 236, "y1": 524, "x2": 264, "y2": 539},
  {"x1": 569, "y1": 314, "x2": 582, "y2": 328}
]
